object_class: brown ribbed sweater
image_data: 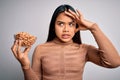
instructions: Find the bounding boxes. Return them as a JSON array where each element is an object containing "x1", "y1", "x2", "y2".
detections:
[
  {"x1": 37, "y1": 39, "x2": 88, "y2": 80},
  {"x1": 23, "y1": 38, "x2": 119, "y2": 80},
  {"x1": 22, "y1": 24, "x2": 120, "y2": 80}
]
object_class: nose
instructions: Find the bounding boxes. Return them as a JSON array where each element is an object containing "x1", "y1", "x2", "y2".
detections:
[{"x1": 63, "y1": 26, "x2": 69, "y2": 32}]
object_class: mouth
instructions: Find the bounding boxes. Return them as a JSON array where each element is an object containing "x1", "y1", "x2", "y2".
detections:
[{"x1": 61, "y1": 34, "x2": 71, "y2": 39}]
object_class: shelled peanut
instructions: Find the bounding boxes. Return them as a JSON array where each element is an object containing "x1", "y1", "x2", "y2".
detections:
[{"x1": 14, "y1": 32, "x2": 37, "y2": 47}]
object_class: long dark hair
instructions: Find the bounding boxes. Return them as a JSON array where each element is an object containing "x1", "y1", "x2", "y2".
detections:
[{"x1": 46, "y1": 4, "x2": 82, "y2": 44}]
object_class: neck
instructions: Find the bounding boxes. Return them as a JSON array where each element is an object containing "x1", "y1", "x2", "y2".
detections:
[{"x1": 53, "y1": 38, "x2": 73, "y2": 45}]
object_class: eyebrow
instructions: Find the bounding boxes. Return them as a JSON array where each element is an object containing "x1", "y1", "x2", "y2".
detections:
[
  {"x1": 56, "y1": 20, "x2": 64, "y2": 23},
  {"x1": 56, "y1": 20, "x2": 75, "y2": 23}
]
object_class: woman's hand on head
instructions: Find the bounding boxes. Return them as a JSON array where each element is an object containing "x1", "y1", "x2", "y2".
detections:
[
  {"x1": 65, "y1": 9, "x2": 95, "y2": 32},
  {"x1": 11, "y1": 40, "x2": 31, "y2": 69}
]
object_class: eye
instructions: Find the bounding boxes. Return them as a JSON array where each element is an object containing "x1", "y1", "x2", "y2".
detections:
[
  {"x1": 69, "y1": 23, "x2": 76, "y2": 27},
  {"x1": 58, "y1": 22, "x2": 64, "y2": 27}
]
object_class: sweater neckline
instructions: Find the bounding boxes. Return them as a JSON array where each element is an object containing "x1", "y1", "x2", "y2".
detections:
[{"x1": 52, "y1": 38, "x2": 73, "y2": 45}]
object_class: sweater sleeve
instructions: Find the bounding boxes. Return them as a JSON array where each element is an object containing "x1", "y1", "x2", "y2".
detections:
[
  {"x1": 87, "y1": 45, "x2": 114, "y2": 68},
  {"x1": 86, "y1": 24, "x2": 120, "y2": 68},
  {"x1": 22, "y1": 45, "x2": 42, "y2": 80}
]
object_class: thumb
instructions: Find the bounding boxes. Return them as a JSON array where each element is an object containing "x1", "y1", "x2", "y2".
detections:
[
  {"x1": 75, "y1": 24, "x2": 87, "y2": 33},
  {"x1": 24, "y1": 46, "x2": 31, "y2": 55},
  {"x1": 75, "y1": 27, "x2": 81, "y2": 33}
]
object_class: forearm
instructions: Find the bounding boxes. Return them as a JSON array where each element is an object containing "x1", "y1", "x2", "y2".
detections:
[
  {"x1": 22, "y1": 67, "x2": 40, "y2": 80},
  {"x1": 90, "y1": 24, "x2": 120, "y2": 67}
]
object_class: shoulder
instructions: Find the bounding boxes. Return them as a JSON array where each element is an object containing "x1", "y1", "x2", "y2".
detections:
[
  {"x1": 37, "y1": 41, "x2": 54, "y2": 47},
  {"x1": 76, "y1": 43, "x2": 89, "y2": 48},
  {"x1": 71, "y1": 43, "x2": 90, "y2": 51},
  {"x1": 78, "y1": 43, "x2": 98, "y2": 51},
  {"x1": 34, "y1": 41, "x2": 54, "y2": 51},
  {"x1": 32, "y1": 42, "x2": 52, "y2": 56}
]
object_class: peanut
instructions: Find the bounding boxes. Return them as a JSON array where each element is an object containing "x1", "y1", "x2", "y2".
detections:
[{"x1": 15, "y1": 32, "x2": 37, "y2": 47}]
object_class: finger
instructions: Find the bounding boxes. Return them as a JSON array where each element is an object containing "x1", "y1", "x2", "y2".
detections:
[
  {"x1": 76, "y1": 10, "x2": 83, "y2": 17},
  {"x1": 65, "y1": 11, "x2": 75, "y2": 19},
  {"x1": 24, "y1": 46, "x2": 31, "y2": 55},
  {"x1": 68, "y1": 9, "x2": 80, "y2": 19},
  {"x1": 77, "y1": 11, "x2": 84, "y2": 21},
  {"x1": 75, "y1": 24, "x2": 87, "y2": 32},
  {"x1": 67, "y1": 9, "x2": 82, "y2": 23},
  {"x1": 11, "y1": 40, "x2": 18, "y2": 57},
  {"x1": 68, "y1": 9, "x2": 77, "y2": 16},
  {"x1": 17, "y1": 40, "x2": 22, "y2": 57},
  {"x1": 65, "y1": 9, "x2": 79, "y2": 19}
]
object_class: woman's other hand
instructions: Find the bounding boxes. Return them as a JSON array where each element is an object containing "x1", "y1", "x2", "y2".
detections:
[
  {"x1": 65, "y1": 9, "x2": 96, "y2": 32},
  {"x1": 11, "y1": 40, "x2": 31, "y2": 69}
]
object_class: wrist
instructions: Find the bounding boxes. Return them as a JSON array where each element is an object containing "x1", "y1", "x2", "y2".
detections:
[
  {"x1": 22, "y1": 65, "x2": 30, "y2": 70},
  {"x1": 83, "y1": 19, "x2": 95, "y2": 30},
  {"x1": 89, "y1": 23, "x2": 99, "y2": 32}
]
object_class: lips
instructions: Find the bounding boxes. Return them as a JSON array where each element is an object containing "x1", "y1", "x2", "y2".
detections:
[{"x1": 61, "y1": 34, "x2": 71, "y2": 39}]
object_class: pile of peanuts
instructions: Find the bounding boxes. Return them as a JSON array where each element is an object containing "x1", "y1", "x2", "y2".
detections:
[{"x1": 15, "y1": 32, "x2": 37, "y2": 47}]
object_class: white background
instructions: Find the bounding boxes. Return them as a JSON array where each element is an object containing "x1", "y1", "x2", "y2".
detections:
[{"x1": 0, "y1": 0, "x2": 120, "y2": 80}]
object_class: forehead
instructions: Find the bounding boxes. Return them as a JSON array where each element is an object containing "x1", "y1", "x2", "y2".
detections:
[{"x1": 56, "y1": 12, "x2": 74, "y2": 22}]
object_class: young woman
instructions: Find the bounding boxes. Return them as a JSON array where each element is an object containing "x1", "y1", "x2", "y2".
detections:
[{"x1": 11, "y1": 4, "x2": 120, "y2": 80}]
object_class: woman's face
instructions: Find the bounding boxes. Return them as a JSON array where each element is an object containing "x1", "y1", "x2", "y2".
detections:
[{"x1": 55, "y1": 12, "x2": 76, "y2": 43}]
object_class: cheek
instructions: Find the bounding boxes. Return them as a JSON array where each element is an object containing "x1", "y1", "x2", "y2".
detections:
[
  {"x1": 70, "y1": 28, "x2": 76, "y2": 35},
  {"x1": 71, "y1": 31, "x2": 75, "y2": 38},
  {"x1": 55, "y1": 26, "x2": 62, "y2": 37}
]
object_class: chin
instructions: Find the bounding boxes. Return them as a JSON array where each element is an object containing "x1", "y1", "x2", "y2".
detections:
[{"x1": 61, "y1": 38, "x2": 72, "y2": 43}]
